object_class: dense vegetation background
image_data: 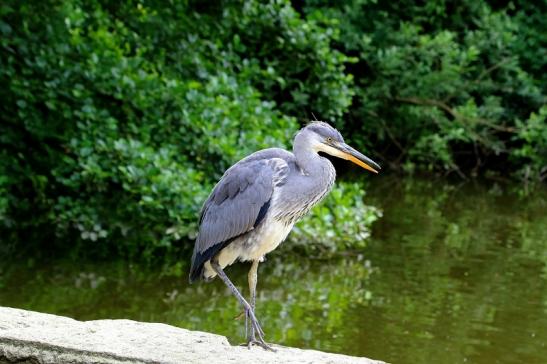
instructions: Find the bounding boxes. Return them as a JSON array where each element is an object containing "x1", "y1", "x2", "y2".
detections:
[{"x1": 1, "y1": 0, "x2": 545, "y2": 261}]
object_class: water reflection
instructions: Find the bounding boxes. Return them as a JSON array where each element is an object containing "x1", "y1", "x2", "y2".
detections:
[
  {"x1": 361, "y1": 177, "x2": 547, "y2": 364},
  {"x1": 1, "y1": 177, "x2": 546, "y2": 364}
]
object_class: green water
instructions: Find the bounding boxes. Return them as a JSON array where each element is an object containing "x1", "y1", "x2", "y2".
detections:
[{"x1": 1, "y1": 178, "x2": 546, "y2": 364}]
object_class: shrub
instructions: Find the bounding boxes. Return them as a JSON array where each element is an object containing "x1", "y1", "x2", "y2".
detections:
[
  {"x1": 290, "y1": 182, "x2": 382, "y2": 255},
  {"x1": 304, "y1": 0, "x2": 546, "y2": 181},
  {"x1": 0, "y1": 0, "x2": 369, "y2": 259}
]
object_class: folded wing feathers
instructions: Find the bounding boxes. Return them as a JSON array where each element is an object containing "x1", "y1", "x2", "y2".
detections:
[{"x1": 195, "y1": 158, "x2": 289, "y2": 255}]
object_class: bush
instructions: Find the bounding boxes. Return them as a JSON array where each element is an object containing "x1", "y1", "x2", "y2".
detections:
[
  {"x1": 304, "y1": 0, "x2": 546, "y2": 181},
  {"x1": 289, "y1": 182, "x2": 382, "y2": 255},
  {"x1": 0, "y1": 0, "x2": 370, "y2": 259},
  {"x1": 2, "y1": 0, "x2": 545, "y2": 260}
]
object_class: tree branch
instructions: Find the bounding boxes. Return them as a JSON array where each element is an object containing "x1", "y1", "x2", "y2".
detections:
[
  {"x1": 393, "y1": 96, "x2": 516, "y2": 133},
  {"x1": 394, "y1": 96, "x2": 458, "y2": 119},
  {"x1": 444, "y1": 58, "x2": 513, "y2": 103}
]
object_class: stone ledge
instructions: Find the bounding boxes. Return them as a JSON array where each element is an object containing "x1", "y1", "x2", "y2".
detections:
[{"x1": 0, "y1": 307, "x2": 385, "y2": 364}]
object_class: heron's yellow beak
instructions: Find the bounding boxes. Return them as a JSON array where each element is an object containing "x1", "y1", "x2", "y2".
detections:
[
  {"x1": 345, "y1": 153, "x2": 379, "y2": 173},
  {"x1": 319, "y1": 141, "x2": 381, "y2": 173},
  {"x1": 338, "y1": 142, "x2": 380, "y2": 173}
]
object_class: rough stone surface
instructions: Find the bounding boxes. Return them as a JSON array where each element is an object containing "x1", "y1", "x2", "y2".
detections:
[{"x1": 0, "y1": 307, "x2": 385, "y2": 364}]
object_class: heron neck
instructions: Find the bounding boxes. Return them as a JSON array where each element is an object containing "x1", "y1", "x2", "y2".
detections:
[
  {"x1": 274, "y1": 147, "x2": 336, "y2": 224},
  {"x1": 292, "y1": 136, "x2": 336, "y2": 184},
  {"x1": 293, "y1": 145, "x2": 337, "y2": 198},
  {"x1": 294, "y1": 148, "x2": 330, "y2": 177}
]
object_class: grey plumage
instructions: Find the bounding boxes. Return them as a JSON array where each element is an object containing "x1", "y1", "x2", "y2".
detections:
[
  {"x1": 189, "y1": 151, "x2": 291, "y2": 282},
  {"x1": 188, "y1": 121, "x2": 380, "y2": 349}
]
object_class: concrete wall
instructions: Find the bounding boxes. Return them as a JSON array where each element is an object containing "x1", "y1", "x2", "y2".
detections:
[{"x1": 0, "y1": 307, "x2": 385, "y2": 364}]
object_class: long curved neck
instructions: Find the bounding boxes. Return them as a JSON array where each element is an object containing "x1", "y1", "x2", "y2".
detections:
[
  {"x1": 273, "y1": 135, "x2": 336, "y2": 224},
  {"x1": 294, "y1": 145, "x2": 323, "y2": 176}
]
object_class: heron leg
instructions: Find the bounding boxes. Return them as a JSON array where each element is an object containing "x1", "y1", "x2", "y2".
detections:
[
  {"x1": 246, "y1": 260, "x2": 259, "y2": 346},
  {"x1": 210, "y1": 260, "x2": 274, "y2": 351}
]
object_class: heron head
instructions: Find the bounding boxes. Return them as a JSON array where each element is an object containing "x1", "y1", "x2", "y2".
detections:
[{"x1": 301, "y1": 121, "x2": 381, "y2": 173}]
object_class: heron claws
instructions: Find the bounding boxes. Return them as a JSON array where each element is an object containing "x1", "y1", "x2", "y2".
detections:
[{"x1": 246, "y1": 339, "x2": 276, "y2": 352}]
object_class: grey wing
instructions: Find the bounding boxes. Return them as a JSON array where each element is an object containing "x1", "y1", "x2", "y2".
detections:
[{"x1": 189, "y1": 157, "x2": 289, "y2": 282}]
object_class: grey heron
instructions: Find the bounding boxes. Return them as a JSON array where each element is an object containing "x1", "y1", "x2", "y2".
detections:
[{"x1": 189, "y1": 121, "x2": 380, "y2": 350}]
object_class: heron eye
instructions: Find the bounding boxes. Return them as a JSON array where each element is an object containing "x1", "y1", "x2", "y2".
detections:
[{"x1": 326, "y1": 137, "x2": 333, "y2": 143}]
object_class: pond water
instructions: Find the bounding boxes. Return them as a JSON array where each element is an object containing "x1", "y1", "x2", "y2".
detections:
[{"x1": 1, "y1": 177, "x2": 546, "y2": 364}]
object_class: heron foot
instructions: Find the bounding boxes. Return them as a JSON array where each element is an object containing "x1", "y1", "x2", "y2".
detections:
[
  {"x1": 246, "y1": 338, "x2": 276, "y2": 352},
  {"x1": 243, "y1": 308, "x2": 274, "y2": 351}
]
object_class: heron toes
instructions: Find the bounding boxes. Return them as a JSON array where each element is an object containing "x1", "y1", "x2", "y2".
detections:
[
  {"x1": 246, "y1": 338, "x2": 276, "y2": 352},
  {"x1": 242, "y1": 308, "x2": 273, "y2": 350},
  {"x1": 245, "y1": 325, "x2": 275, "y2": 352}
]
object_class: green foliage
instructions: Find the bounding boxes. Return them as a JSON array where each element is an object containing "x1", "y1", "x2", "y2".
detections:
[
  {"x1": 219, "y1": 1, "x2": 355, "y2": 120},
  {"x1": 304, "y1": 0, "x2": 546, "y2": 181},
  {"x1": 0, "y1": 0, "x2": 369, "y2": 258},
  {"x1": 512, "y1": 106, "x2": 547, "y2": 181},
  {"x1": 290, "y1": 182, "x2": 381, "y2": 254},
  {"x1": 1, "y1": 0, "x2": 545, "y2": 260}
]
